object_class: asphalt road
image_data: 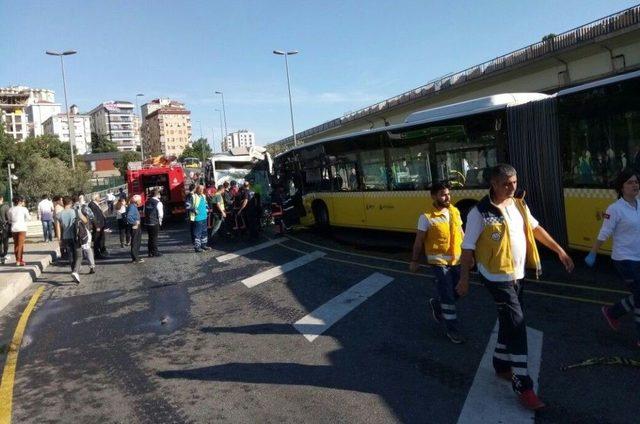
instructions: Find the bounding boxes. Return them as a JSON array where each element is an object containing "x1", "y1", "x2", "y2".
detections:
[{"x1": 0, "y1": 221, "x2": 638, "y2": 423}]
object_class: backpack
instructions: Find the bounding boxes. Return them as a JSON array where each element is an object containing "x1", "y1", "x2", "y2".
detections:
[{"x1": 74, "y1": 209, "x2": 90, "y2": 245}]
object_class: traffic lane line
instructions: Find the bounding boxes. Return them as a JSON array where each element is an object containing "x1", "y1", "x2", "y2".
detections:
[
  {"x1": 457, "y1": 323, "x2": 543, "y2": 424},
  {"x1": 294, "y1": 272, "x2": 394, "y2": 342},
  {"x1": 283, "y1": 234, "x2": 629, "y2": 295},
  {"x1": 216, "y1": 238, "x2": 284, "y2": 263},
  {"x1": 0, "y1": 286, "x2": 45, "y2": 424},
  {"x1": 276, "y1": 242, "x2": 614, "y2": 306},
  {"x1": 241, "y1": 251, "x2": 326, "y2": 288}
]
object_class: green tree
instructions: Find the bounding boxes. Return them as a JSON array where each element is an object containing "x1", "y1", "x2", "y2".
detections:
[
  {"x1": 542, "y1": 33, "x2": 556, "y2": 42},
  {"x1": 116, "y1": 151, "x2": 142, "y2": 176},
  {"x1": 179, "y1": 138, "x2": 212, "y2": 161},
  {"x1": 14, "y1": 155, "x2": 91, "y2": 205},
  {"x1": 91, "y1": 132, "x2": 118, "y2": 153}
]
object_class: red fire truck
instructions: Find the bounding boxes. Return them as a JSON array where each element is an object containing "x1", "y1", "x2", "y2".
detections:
[{"x1": 126, "y1": 158, "x2": 187, "y2": 218}]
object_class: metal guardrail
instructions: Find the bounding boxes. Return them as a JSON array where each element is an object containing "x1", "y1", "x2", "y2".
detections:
[{"x1": 272, "y1": 5, "x2": 640, "y2": 147}]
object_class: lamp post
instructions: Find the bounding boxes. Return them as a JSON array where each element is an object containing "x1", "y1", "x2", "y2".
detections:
[
  {"x1": 214, "y1": 91, "x2": 228, "y2": 138},
  {"x1": 215, "y1": 109, "x2": 224, "y2": 151},
  {"x1": 6, "y1": 163, "x2": 15, "y2": 203},
  {"x1": 135, "y1": 93, "x2": 145, "y2": 160},
  {"x1": 273, "y1": 49, "x2": 298, "y2": 147},
  {"x1": 46, "y1": 50, "x2": 77, "y2": 169}
]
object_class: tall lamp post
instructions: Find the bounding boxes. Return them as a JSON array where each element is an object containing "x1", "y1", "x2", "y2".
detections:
[
  {"x1": 273, "y1": 49, "x2": 299, "y2": 147},
  {"x1": 6, "y1": 163, "x2": 16, "y2": 203},
  {"x1": 46, "y1": 50, "x2": 77, "y2": 169},
  {"x1": 135, "y1": 93, "x2": 145, "y2": 160},
  {"x1": 215, "y1": 109, "x2": 224, "y2": 151},
  {"x1": 214, "y1": 91, "x2": 228, "y2": 139}
]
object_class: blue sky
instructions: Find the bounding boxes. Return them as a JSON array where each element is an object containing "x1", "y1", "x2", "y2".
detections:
[{"x1": 1, "y1": 0, "x2": 637, "y2": 150}]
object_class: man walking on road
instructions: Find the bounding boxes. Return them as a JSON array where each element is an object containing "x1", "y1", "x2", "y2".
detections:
[
  {"x1": 37, "y1": 194, "x2": 55, "y2": 242},
  {"x1": 57, "y1": 196, "x2": 89, "y2": 283},
  {"x1": 0, "y1": 196, "x2": 11, "y2": 264},
  {"x1": 127, "y1": 194, "x2": 144, "y2": 263},
  {"x1": 410, "y1": 182, "x2": 465, "y2": 343},
  {"x1": 144, "y1": 189, "x2": 163, "y2": 257},
  {"x1": 456, "y1": 164, "x2": 574, "y2": 411},
  {"x1": 89, "y1": 194, "x2": 109, "y2": 258},
  {"x1": 187, "y1": 185, "x2": 209, "y2": 252}
]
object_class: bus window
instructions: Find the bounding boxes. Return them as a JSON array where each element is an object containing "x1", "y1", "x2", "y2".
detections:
[
  {"x1": 435, "y1": 144, "x2": 497, "y2": 188},
  {"x1": 388, "y1": 145, "x2": 432, "y2": 190},
  {"x1": 359, "y1": 149, "x2": 388, "y2": 191}
]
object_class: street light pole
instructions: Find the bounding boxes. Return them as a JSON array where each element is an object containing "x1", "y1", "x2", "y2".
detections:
[
  {"x1": 135, "y1": 93, "x2": 145, "y2": 160},
  {"x1": 7, "y1": 163, "x2": 14, "y2": 203},
  {"x1": 273, "y1": 50, "x2": 299, "y2": 147},
  {"x1": 46, "y1": 50, "x2": 77, "y2": 169},
  {"x1": 215, "y1": 109, "x2": 224, "y2": 151},
  {"x1": 214, "y1": 91, "x2": 228, "y2": 138}
]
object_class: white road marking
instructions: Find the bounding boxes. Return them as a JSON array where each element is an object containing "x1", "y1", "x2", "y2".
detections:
[
  {"x1": 241, "y1": 251, "x2": 326, "y2": 288},
  {"x1": 457, "y1": 323, "x2": 543, "y2": 424},
  {"x1": 294, "y1": 272, "x2": 394, "y2": 342},
  {"x1": 216, "y1": 239, "x2": 284, "y2": 262}
]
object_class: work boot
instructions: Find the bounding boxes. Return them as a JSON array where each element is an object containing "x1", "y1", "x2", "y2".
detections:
[
  {"x1": 601, "y1": 306, "x2": 620, "y2": 332},
  {"x1": 446, "y1": 329, "x2": 466, "y2": 344},
  {"x1": 429, "y1": 298, "x2": 443, "y2": 324},
  {"x1": 518, "y1": 389, "x2": 546, "y2": 410}
]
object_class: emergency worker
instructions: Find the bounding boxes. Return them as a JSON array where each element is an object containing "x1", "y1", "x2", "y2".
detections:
[
  {"x1": 409, "y1": 182, "x2": 465, "y2": 343},
  {"x1": 586, "y1": 169, "x2": 640, "y2": 348},
  {"x1": 188, "y1": 185, "x2": 209, "y2": 252},
  {"x1": 457, "y1": 164, "x2": 574, "y2": 411}
]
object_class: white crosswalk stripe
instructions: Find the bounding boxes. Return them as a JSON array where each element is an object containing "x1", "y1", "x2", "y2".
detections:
[
  {"x1": 294, "y1": 272, "x2": 394, "y2": 342},
  {"x1": 216, "y1": 239, "x2": 284, "y2": 262},
  {"x1": 241, "y1": 251, "x2": 326, "y2": 288}
]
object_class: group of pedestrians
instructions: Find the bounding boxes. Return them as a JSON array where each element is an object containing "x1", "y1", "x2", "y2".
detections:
[
  {"x1": 185, "y1": 180, "x2": 260, "y2": 253},
  {"x1": 411, "y1": 163, "x2": 639, "y2": 411}
]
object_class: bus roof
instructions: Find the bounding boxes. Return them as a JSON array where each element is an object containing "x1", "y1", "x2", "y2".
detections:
[
  {"x1": 276, "y1": 93, "x2": 548, "y2": 158},
  {"x1": 556, "y1": 69, "x2": 640, "y2": 97},
  {"x1": 404, "y1": 93, "x2": 549, "y2": 124}
]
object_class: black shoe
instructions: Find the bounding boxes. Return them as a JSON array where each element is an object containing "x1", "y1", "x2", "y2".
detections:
[
  {"x1": 194, "y1": 248, "x2": 202, "y2": 253},
  {"x1": 89, "y1": 267, "x2": 96, "y2": 274},
  {"x1": 201, "y1": 246, "x2": 211, "y2": 251},
  {"x1": 446, "y1": 330, "x2": 466, "y2": 344},
  {"x1": 132, "y1": 258, "x2": 145, "y2": 263},
  {"x1": 154, "y1": 252, "x2": 163, "y2": 257},
  {"x1": 429, "y1": 298, "x2": 443, "y2": 324}
]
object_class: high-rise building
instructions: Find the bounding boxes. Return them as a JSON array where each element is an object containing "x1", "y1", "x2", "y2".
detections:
[
  {"x1": 141, "y1": 99, "x2": 192, "y2": 157},
  {"x1": 88, "y1": 101, "x2": 139, "y2": 152},
  {"x1": 0, "y1": 86, "x2": 61, "y2": 140},
  {"x1": 42, "y1": 107, "x2": 92, "y2": 155},
  {"x1": 222, "y1": 130, "x2": 255, "y2": 151}
]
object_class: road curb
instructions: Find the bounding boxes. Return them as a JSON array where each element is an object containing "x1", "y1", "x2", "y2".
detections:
[{"x1": 0, "y1": 242, "x2": 59, "y2": 312}]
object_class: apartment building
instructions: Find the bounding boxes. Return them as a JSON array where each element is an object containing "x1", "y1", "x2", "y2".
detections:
[
  {"x1": 0, "y1": 86, "x2": 61, "y2": 140},
  {"x1": 42, "y1": 108, "x2": 92, "y2": 155},
  {"x1": 142, "y1": 99, "x2": 192, "y2": 157},
  {"x1": 88, "y1": 101, "x2": 139, "y2": 152},
  {"x1": 222, "y1": 129, "x2": 255, "y2": 151}
]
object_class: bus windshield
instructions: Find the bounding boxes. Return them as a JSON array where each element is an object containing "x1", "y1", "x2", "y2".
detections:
[{"x1": 213, "y1": 160, "x2": 254, "y2": 184}]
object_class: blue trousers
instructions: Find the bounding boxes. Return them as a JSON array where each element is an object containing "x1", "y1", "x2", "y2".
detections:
[
  {"x1": 192, "y1": 220, "x2": 208, "y2": 250},
  {"x1": 42, "y1": 220, "x2": 54, "y2": 242},
  {"x1": 610, "y1": 260, "x2": 640, "y2": 340},
  {"x1": 432, "y1": 265, "x2": 460, "y2": 331}
]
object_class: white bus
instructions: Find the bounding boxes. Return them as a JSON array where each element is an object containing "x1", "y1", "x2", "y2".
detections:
[{"x1": 204, "y1": 146, "x2": 272, "y2": 187}]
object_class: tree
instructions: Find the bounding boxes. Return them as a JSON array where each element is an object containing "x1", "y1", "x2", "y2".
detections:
[
  {"x1": 116, "y1": 151, "x2": 142, "y2": 176},
  {"x1": 542, "y1": 33, "x2": 556, "y2": 42},
  {"x1": 14, "y1": 154, "x2": 91, "y2": 205},
  {"x1": 179, "y1": 138, "x2": 212, "y2": 161},
  {"x1": 91, "y1": 132, "x2": 118, "y2": 153}
]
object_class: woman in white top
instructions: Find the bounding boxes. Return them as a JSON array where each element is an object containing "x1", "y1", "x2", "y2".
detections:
[
  {"x1": 7, "y1": 195, "x2": 30, "y2": 266},
  {"x1": 586, "y1": 169, "x2": 640, "y2": 347}
]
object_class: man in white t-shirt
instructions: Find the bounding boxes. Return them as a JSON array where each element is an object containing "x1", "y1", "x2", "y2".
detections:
[
  {"x1": 456, "y1": 164, "x2": 573, "y2": 411},
  {"x1": 38, "y1": 194, "x2": 55, "y2": 242}
]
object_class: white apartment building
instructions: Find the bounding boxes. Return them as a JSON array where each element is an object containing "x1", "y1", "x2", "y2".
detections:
[
  {"x1": 88, "y1": 101, "x2": 139, "y2": 152},
  {"x1": 222, "y1": 130, "x2": 255, "y2": 151},
  {"x1": 42, "y1": 112, "x2": 92, "y2": 155},
  {"x1": 0, "y1": 86, "x2": 60, "y2": 140}
]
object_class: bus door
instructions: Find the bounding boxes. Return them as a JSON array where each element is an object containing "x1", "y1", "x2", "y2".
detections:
[{"x1": 328, "y1": 159, "x2": 365, "y2": 227}]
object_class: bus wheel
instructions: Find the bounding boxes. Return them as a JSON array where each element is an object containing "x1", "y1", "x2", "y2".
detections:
[{"x1": 313, "y1": 201, "x2": 330, "y2": 232}]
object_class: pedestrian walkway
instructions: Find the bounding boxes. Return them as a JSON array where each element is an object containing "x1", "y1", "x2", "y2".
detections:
[{"x1": 0, "y1": 239, "x2": 59, "y2": 312}]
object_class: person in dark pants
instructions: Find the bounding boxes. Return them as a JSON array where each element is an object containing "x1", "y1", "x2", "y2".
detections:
[
  {"x1": 89, "y1": 194, "x2": 109, "y2": 258},
  {"x1": 457, "y1": 164, "x2": 574, "y2": 411},
  {"x1": 144, "y1": 189, "x2": 164, "y2": 257},
  {"x1": 115, "y1": 198, "x2": 131, "y2": 247},
  {"x1": 0, "y1": 196, "x2": 11, "y2": 264},
  {"x1": 126, "y1": 194, "x2": 144, "y2": 263},
  {"x1": 207, "y1": 185, "x2": 226, "y2": 245}
]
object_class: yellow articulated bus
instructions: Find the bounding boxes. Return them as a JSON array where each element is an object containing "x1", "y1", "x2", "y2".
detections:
[{"x1": 273, "y1": 70, "x2": 640, "y2": 254}]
